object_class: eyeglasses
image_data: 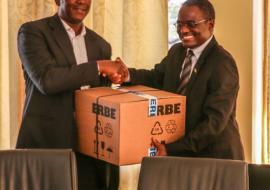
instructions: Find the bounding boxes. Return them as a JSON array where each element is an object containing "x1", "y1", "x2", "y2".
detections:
[{"x1": 174, "y1": 19, "x2": 209, "y2": 29}]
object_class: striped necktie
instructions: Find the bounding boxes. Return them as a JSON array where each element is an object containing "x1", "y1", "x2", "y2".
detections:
[{"x1": 177, "y1": 50, "x2": 194, "y2": 95}]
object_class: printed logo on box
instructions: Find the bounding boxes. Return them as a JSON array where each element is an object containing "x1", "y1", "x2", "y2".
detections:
[
  {"x1": 149, "y1": 98, "x2": 157, "y2": 117},
  {"x1": 92, "y1": 103, "x2": 116, "y2": 119},
  {"x1": 148, "y1": 147, "x2": 157, "y2": 157}
]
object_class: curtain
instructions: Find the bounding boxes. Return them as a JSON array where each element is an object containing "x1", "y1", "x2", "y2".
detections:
[
  {"x1": 0, "y1": 0, "x2": 168, "y2": 189},
  {"x1": 0, "y1": 0, "x2": 56, "y2": 149},
  {"x1": 0, "y1": 0, "x2": 11, "y2": 149},
  {"x1": 264, "y1": 0, "x2": 270, "y2": 163},
  {"x1": 89, "y1": 0, "x2": 168, "y2": 68}
]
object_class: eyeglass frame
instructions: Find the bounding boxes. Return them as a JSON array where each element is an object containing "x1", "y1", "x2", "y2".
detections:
[{"x1": 174, "y1": 19, "x2": 210, "y2": 29}]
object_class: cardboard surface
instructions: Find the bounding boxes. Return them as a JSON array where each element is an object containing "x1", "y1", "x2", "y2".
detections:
[{"x1": 75, "y1": 85, "x2": 186, "y2": 165}]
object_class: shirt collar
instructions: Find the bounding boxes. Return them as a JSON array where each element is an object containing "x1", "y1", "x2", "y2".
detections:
[
  {"x1": 188, "y1": 35, "x2": 213, "y2": 59},
  {"x1": 59, "y1": 17, "x2": 86, "y2": 38}
]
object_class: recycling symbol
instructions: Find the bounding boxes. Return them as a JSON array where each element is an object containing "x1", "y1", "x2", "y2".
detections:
[
  {"x1": 151, "y1": 121, "x2": 163, "y2": 135},
  {"x1": 104, "y1": 123, "x2": 113, "y2": 138},
  {"x1": 165, "y1": 120, "x2": 177, "y2": 134}
]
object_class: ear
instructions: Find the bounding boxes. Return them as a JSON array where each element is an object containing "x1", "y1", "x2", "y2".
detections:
[
  {"x1": 208, "y1": 19, "x2": 215, "y2": 31},
  {"x1": 55, "y1": 0, "x2": 60, "y2": 6}
]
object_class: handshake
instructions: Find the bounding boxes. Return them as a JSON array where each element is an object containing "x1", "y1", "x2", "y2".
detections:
[{"x1": 97, "y1": 57, "x2": 129, "y2": 84}]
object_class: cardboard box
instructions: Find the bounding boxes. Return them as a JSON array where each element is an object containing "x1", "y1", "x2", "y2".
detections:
[{"x1": 75, "y1": 85, "x2": 186, "y2": 165}]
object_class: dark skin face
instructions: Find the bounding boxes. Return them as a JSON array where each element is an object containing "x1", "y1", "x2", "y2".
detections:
[
  {"x1": 56, "y1": 0, "x2": 91, "y2": 35},
  {"x1": 177, "y1": 5, "x2": 214, "y2": 48}
]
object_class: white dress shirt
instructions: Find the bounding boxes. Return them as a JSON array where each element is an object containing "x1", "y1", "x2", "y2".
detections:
[
  {"x1": 60, "y1": 18, "x2": 92, "y2": 89},
  {"x1": 60, "y1": 18, "x2": 88, "y2": 65}
]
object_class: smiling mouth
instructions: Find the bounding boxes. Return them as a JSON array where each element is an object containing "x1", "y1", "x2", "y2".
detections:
[
  {"x1": 182, "y1": 35, "x2": 194, "y2": 40},
  {"x1": 73, "y1": 6, "x2": 88, "y2": 12}
]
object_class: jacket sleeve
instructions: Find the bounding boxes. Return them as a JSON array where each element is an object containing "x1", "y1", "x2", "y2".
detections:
[
  {"x1": 98, "y1": 39, "x2": 112, "y2": 87},
  {"x1": 127, "y1": 48, "x2": 176, "y2": 89},
  {"x1": 18, "y1": 23, "x2": 106, "y2": 95}
]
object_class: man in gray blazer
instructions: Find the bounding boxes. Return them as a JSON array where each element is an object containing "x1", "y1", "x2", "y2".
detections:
[
  {"x1": 16, "y1": 0, "x2": 121, "y2": 189},
  {"x1": 118, "y1": 0, "x2": 244, "y2": 160}
]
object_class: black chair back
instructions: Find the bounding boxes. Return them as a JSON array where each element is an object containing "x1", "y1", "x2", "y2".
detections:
[
  {"x1": 249, "y1": 163, "x2": 270, "y2": 190},
  {"x1": 0, "y1": 149, "x2": 77, "y2": 190},
  {"x1": 138, "y1": 156, "x2": 248, "y2": 190}
]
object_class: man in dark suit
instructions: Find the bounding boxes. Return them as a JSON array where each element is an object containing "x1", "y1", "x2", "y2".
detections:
[
  {"x1": 118, "y1": 0, "x2": 244, "y2": 160},
  {"x1": 16, "y1": 0, "x2": 121, "y2": 189}
]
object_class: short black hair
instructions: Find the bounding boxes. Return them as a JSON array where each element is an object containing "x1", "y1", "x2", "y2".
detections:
[{"x1": 182, "y1": 0, "x2": 215, "y2": 20}]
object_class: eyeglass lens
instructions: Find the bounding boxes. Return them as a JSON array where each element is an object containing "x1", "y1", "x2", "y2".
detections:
[{"x1": 175, "y1": 19, "x2": 208, "y2": 28}]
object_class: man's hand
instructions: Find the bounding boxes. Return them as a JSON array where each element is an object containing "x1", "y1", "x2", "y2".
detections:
[
  {"x1": 97, "y1": 59, "x2": 120, "y2": 76},
  {"x1": 97, "y1": 59, "x2": 122, "y2": 83},
  {"x1": 97, "y1": 57, "x2": 129, "y2": 84},
  {"x1": 112, "y1": 57, "x2": 129, "y2": 84},
  {"x1": 151, "y1": 138, "x2": 168, "y2": 156}
]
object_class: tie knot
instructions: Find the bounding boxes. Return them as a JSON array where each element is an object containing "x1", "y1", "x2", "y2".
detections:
[{"x1": 187, "y1": 50, "x2": 194, "y2": 58}]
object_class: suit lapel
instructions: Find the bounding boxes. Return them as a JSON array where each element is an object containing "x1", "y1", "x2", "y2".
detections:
[
  {"x1": 185, "y1": 37, "x2": 218, "y2": 95},
  {"x1": 49, "y1": 14, "x2": 77, "y2": 66},
  {"x1": 85, "y1": 30, "x2": 100, "y2": 61}
]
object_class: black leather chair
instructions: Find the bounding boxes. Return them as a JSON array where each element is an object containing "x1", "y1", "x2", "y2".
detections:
[
  {"x1": 138, "y1": 156, "x2": 248, "y2": 190},
  {"x1": 248, "y1": 163, "x2": 270, "y2": 190},
  {"x1": 0, "y1": 149, "x2": 77, "y2": 190}
]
